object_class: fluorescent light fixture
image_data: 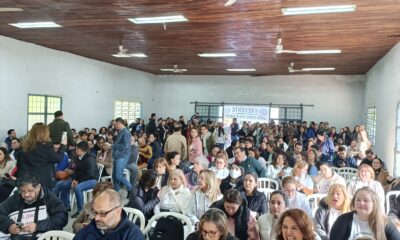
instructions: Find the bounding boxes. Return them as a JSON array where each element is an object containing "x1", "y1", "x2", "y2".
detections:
[
  {"x1": 302, "y1": 67, "x2": 335, "y2": 71},
  {"x1": 9, "y1": 21, "x2": 62, "y2": 28},
  {"x1": 111, "y1": 53, "x2": 147, "y2": 58},
  {"x1": 198, "y1": 53, "x2": 237, "y2": 57},
  {"x1": 297, "y1": 49, "x2": 341, "y2": 54},
  {"x1": 160, "y1": 68, "x2": 187, "y2": 72},
  {"x1": 0, "y1": 8, "x2": 23, "y2": 12},
  {"x1": 131, "y1": 53, "x2": 147, "y2": 58},
  {"x1": 128, "y1": 15, "x2": 188, "y2": 24},
  {"x1": 282, "y1": 5, "x2": 356, "y2": 15},
  {"x1": 227, "y1": 68, "x2": 256, "y2": 72}
]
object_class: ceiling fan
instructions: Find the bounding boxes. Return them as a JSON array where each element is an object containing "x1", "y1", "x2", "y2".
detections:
[
  {"x1": 112, "y1": 45, "x2": 135, "y2": 58},
  {"x1": 288, "y1": 62, "x2": 335, "y2": 73},
  {"x1": 160, "y1": 65, "x2": 187, "y2": 73}
]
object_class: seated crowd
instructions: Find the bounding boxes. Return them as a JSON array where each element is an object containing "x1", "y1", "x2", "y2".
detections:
[{"x1": 1, "y1": 111, "x2": 400, "y2": 240}]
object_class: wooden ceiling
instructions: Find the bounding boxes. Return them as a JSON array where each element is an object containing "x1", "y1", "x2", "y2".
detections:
[{"x1": 0, "y1": 0, "x2": 399, "y2": 75}]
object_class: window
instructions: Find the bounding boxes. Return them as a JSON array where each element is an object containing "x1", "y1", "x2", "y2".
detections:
[
  {"x1": 395, "y1": 102, "x2": 400, "y2": 177},
  {"x1": 27, "y1": 94, "x2": 62, "y2": 130},
  {"x1": 365, "y1": 107, "x2": 376, "y2": 146},
  {"x1": 269, "y1": 106, "x2": 302, "y2": 124},
  {"x1": 114, "y1": 101, "x2": 142, "y2": 124}
]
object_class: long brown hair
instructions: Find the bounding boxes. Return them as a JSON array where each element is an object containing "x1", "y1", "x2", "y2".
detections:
[
  {"x1": 351, "y1": 187, "x2": 387, "y2": 240},
  {"x1": 22, "y1": 122, "x2": 51, "y2": 152},
  {"x1": 276, "y1": 209, "x2": 316, "y2": 240}
]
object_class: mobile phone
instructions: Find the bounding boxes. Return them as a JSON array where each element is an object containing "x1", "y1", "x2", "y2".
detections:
[
  {"x1": 4, "y1": 173, "x2": 11, "y2": 178},
  {"x1": 15, "y1": 222, "x2": 24, "y2": 228}
]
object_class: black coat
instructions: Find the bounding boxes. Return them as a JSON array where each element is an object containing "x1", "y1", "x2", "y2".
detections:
[
  {"x1": 0, "y1": 187, "x2": 68, "y2": 234},
  {"x1": 220, "y1": 176, "x2": 244, "y2": 194},
  {"x1": 73, "y1": 152, "x2": 99, "y2": 182},
  {"x1": 330, "y1": 211, "x2": 400, "y2": 240},
  {"x1": 239, "y1": 187, "x2": 267, "y2": 217},
  {"x1": 126, "y1": 185, "x2": 159, "y2": 220},
  {"x1": 210, "y1": 199, "x2": 250, "y2": 240},
  {"x1": 18, "y1": 143, "x2": 65, "y2": 188}
]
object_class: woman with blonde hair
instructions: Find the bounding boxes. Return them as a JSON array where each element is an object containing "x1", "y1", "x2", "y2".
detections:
[
  {"x1": 348, "y1": 164, "x2": 385, "y2": 211},
  {"x1": 154, "y1": 169, "x2": 192, "y2": 217},
  {"x1": 314, "y1": 184, "x2": 351, "y2": 240},
  {"x1": 292, "y1": 161, "x2": 313, "y2": 195},
  {"x1": 330, "y1": 186, "x2": 400, "y2": 240},
  {"x1": 19, "y1": 122, "x2": 66, "y2": 189},
  {"x1": 190, "y1": 170, "x2": 222, "y2": 223}
]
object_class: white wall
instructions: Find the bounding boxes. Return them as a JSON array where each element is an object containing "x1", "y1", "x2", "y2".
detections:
[
  {"x1": 365, "y1": 42, "x2": 400, "y2": 176},
  {"x1": 155, "y1": 75, "x2": 365, "y2": 128},
  {"x1": 0, "y1": 35, "x2": 156, "y2": 139}
]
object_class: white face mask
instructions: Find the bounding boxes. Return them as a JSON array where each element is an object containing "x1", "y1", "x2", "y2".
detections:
[{"x1": 230, "y1": 169, "x2": 242, "y2": 179}]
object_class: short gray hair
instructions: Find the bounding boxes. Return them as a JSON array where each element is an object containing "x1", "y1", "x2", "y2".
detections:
[{"x1": 195, "y1": 156, "x2": 209, "y2": 169}]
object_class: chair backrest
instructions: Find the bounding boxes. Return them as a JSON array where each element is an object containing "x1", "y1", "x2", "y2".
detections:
[
  {"x1": 258, "y1": 188, "x2": 275, "y2": 202},
  {"x1": 338, "y1": 172, "x2": 357, "y2": 181},
  {"x1": 257, "y1": 178, "x2": 279, "y2": 190},
  {"x1": 338, "y1": 167, "x2": 358, "y2": 174},
  {"x1": 306, "y1": 193, "x2": 327, "y2": 216},
  {"x1": 37, "y1": 231, "x2": 75, "y2": 240},
  {"x1": 331, "y1": 166, "x2": 339, "y2": 173},
  {"x1": 385, "y1": 190, "x2": 400, "y2": 214},
  {"x1": 143, "y1": 212, "x2": 194, "y2": 240},
  {"x1": 123, "y1": 207, "x2": 146, "y2": 231},
  {"x1": 97, "y1": 163, "x2": 104, "y2": 182}
]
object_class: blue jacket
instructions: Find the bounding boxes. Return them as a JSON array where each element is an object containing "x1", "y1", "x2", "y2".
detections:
[
  {"x1": 319, "y1": 139, "x2": 335, "y2": 164},
  {"x1": 74, "y1": 210, "x2": 144, "y2": 240},
  {"x1": 112, "y1": 127, "x2": 132, "y2": 159}
]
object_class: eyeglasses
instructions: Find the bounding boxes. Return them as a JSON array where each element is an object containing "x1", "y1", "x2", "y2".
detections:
[
  {"x1": 284, "y1": 189, "x2": 296, "y2": 194},
  {"x1": 201, "y1": 229, "x2": 218, "y2": 237},
  {"x1": 91, "y1": 206, "x2": 120, "y2": 217}
]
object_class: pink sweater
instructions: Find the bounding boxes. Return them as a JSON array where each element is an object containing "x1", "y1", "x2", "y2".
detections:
[{"x1": 188, "y1": 137, "x2": 203, "y2": 163}]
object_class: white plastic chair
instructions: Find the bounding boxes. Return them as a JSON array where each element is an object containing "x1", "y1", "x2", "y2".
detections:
[
  {"x1": 258, "y1": 188, "x2": 275, "y2": 201},
  {"x1": 123, "y1": 207, "x2": 146, "y2": 231},
  {"x1": 338, "y1": 172, "x2": 357, "y2": 181},
  {"x1": 307, "y1": 193, "x2": 327, "y2": 216},
  {"x1": 143, "y1": 212, "x2": 194, "y2": 239},
  {"x1": 37, "y1": 230, "x2": 74, "y2": 240},
  {"x1": 338, "y1": 167, "x2": 358, "y2": 175},
  {"x1": 257, "y1": 178, "x2": 279, "y2": 190},
  {"x1": 331, "y1": 166, "x2": 339, "y2": 173},
  {"x1": 385, "y1": 190, "x2": 400, "y2": 214}
]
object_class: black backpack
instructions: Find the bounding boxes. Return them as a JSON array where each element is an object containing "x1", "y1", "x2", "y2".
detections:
[{"x1": 149, "y1": 215, "x2": 185, "y2": 240}]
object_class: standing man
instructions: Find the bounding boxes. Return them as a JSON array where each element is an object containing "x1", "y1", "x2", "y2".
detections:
[
  {"x1": 73, "y1": 189, "x2": 144, "y2": 240},
  {"x1": 200, "y1": 125, "x2": 215, "y2": 156},
  {"x1": 164, "y1": 123, "x2": 188, "y2": 161},
  {"x1": 48, "y1": 111, "x2": 75, "y2": 146},
  {"x1": 112, "y1": 118, "x2": 133, "y2": 193},
  {"x1": 4, "y1": 129, "x2": 16, "y2": 153},
  {"x1": 146, "y1": 113, "x2": 157, "y2": 136},
  {"x1": 230, "y1": 118, "x2": 239, "y2": 141}
]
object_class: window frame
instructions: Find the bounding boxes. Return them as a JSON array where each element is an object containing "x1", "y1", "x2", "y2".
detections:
[
  {"x1": 27, "y1": 94, "x2": 62, "y2": 131},
  {"x1": 364, "y1": 106, "x2": 377, "y2": 146},
  {"x1": 114, "y1": 100, "x2": 142, "y2": 124}
]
